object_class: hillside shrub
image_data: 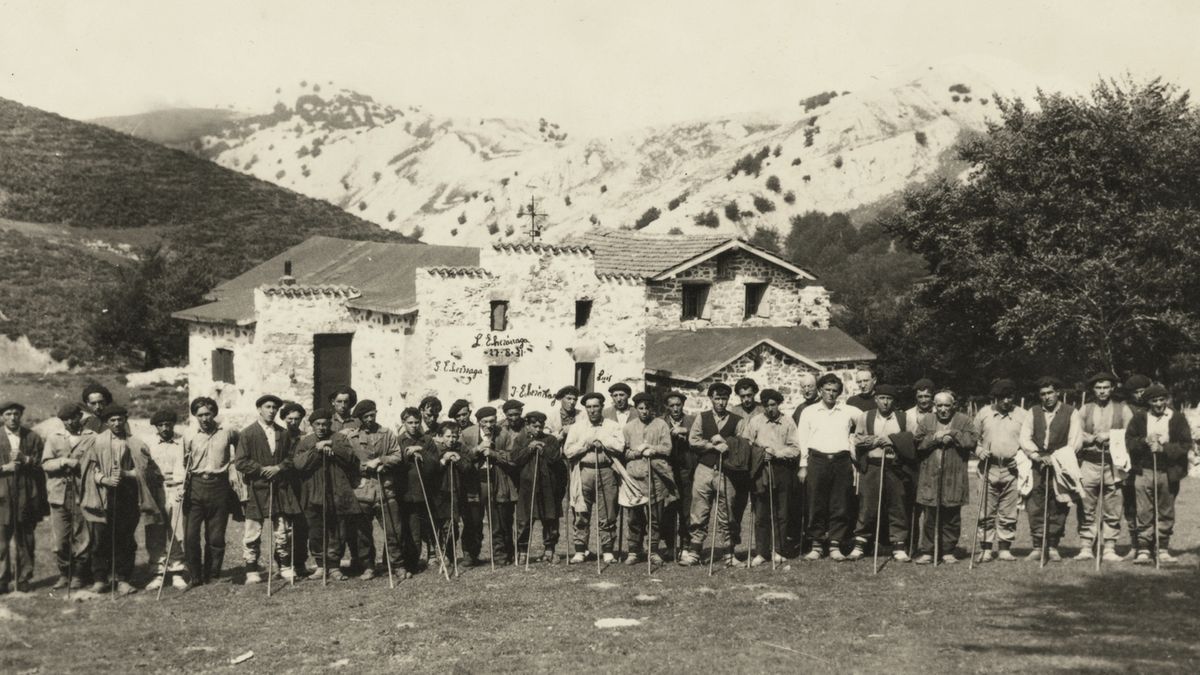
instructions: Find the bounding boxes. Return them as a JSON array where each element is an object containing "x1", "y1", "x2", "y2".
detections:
[
  {"x1": 766, "y1": 175, "x2": 781, "y2": 193},
  {"x1": 948, "y1": 83, "x2": 971, "y2": 94},
  {"x1": 833, "y1": 155, "x2": 844, "y2": 169},
  {"x1": 458, "y1": 212, "x2": 467, "y2": 225},
  {"x1": 487, "y1": 222, "x2": 499, "y2": 235},
  {"x1": 791, "y1": 157, "x2": 802, "y2": 166},
  {"x1": 784, "y1": 190, "x2": 796, "y2": 204},
  {"x1": 753, "y1": 195, "x2": 776, "y2": 213},
  {"x1": 634, "y1": 206, "x2": 662, "y2": 229},
  {"x1": 724, "y1": 200, "x2": 741, "y2": 221},
  {"x1": 668, "y1": 192, "x2": 687, "y2": 210},
  {"x1": 693, "y1": 210, "x2": 719, "y2": 228},
  {"x1": 915, "y1": 131, "x2": 928, "y2": 146}
]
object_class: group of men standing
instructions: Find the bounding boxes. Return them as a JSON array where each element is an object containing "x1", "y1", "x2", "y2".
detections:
[{"x1": 0, "y1": 368, "x2": 1189, "y2": 594}]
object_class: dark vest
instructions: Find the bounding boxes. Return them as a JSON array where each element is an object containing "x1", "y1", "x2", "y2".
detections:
[
  {"x1": 1031, "y1": 404, "x2": 1074, "y2": 453},
  {"x1": 865, "y1": 409, "x2": 907, "y2": 434},
  {"x1": 699, "y1": 410, "x2": 746, "y2": 472}
]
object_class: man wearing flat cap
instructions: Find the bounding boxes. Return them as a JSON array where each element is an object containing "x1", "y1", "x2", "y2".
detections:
[
  {"x1": 144, "y1": 409, "x2": 187, "y2": 591},
  {"x1": 1073, "y1": 373, "x2": 1132, "y2": 563},
  {"x1": 603, "y1": 383, "x2": 635, "y2": 427},
  {"x1": 1019, "y1": 377, "x2": 1082, "y2": 563},
  {"x1": 849, "y1": 385, "x2": 915, "y2": 562},
  {"x1": 0, "y1": 401, "x2": 46, "y2": 593},
  {"x1": 972, "y1": 379, "x2": 1028, "y2": 562},
  {"x1": 294, "y1": 407, "x2": 362, "y2": 580},
  {"x1": 565, "y1": 392, "x2": 624, "y2": 564},
  {"x1": 236, "y1": 394, "x2": 302, "y2": 583},
  {"x1": 1125, "y1": 384, "x2": 1190, "y2": 564},
  {"x1": 41, "y1": 402, "x2": 94, "y2": 590},
  {"x1": 744, "y1": 389, "x2": 800, "y2": 566},
  {"x1": 79, "y1": 405, "x2": 163, "y2": 594},
  {"x1": 182, "y1": 397, "x2": 239, "y2": 586}
]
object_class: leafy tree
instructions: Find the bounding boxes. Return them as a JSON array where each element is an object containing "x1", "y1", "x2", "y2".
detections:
[{"x1": 884, "y1": 78, "x2": 1200, "y2": 394}]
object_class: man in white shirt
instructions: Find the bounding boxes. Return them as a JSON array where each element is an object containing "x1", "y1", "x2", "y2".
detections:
[
  {"x1": 564, "y1": 392, "x2": 624, "y2": 564},
  {"x1": 144, "y1": 409, "x2": 188, "y2": 591},
  {"x1": 796, "y1": 373, "x2": 858, "y2": 561}
]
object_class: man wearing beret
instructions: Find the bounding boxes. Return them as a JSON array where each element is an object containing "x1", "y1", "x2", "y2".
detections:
[
  {"x1": 329, "y1": 386, "x2": 359, "y2": 433},
  {"x1": 144, "y1": 409, "x2": 188, "y2": 591},
  {"x1": 341, "y1": 400, "x2": 405, "y2": 579},
  {"x1": 458, "y1": 407, "x2": 497, "y2": 566},
  {"x1": 660, "y1": 391, "x2": 695, "y2": 561},
  {"x1": 972, "y1": 379, "x2": 1027, "y2": 562},
  {"x1": 796, "y1": 374, "x2": 858, "y2": 561},
  {"x1": 448, "y1": 400, "x2": 472, "y2": 431},
  {"x1": 621, "y1": 393, "x2": 675, "y2": 565},
  {"x1": 1121, "y1": 373, "x2": 1151, "y2": 555},
  {"x1": 479, "y1": 400, "x2": 526, "y2": 564},
  {"x1": 182, "y1": 397, "x2": 238, "y2": 585},
  {"x1": 1019, "y1": 377, "x2": 1082, "y2": 562},
  {"x1": 394, "y1": 407, "x2": 443, "y2": 576},
  {"x1": 744, "y1": 389, "x2": 800, "y2": 566},
  {"x1": 849, "y1": 385, "x2": 915, "y2": 562},
  {"x1": 80, "y1": 384, "x2": 113, "y2": 434},
  {"x1": 236, "y1": 395, "x2": 302, "y2": 583},
  {"x1": 681, "y1": 382, "x2": 747, "y2": 566},
  {"x1": 294, "y1": 408, "x2": 361, "y2": 580},
  {"x1": 513, "y1": 411, "x2": 564, "y2": 563},
  {"x1": 1125, "y1": 384, "x2": 1190, "y2": 564},
  {"x1": 603, "y1": 383, "x2": 635, "y2": 427},
  {"x1": 79, "y1": 405, "x2": 163, "y2": 594},
  {"x1": 565, "y1": 392, "x2": 624, "y2": 564},
  {"x1": 419, "y1": 397, "x2": 443, "y2": 437},
  {"x1": 1074, "y1": 373, "x2": 1132, "y2": 563},
  {"x1": 0, "y1": 401, "x2": 46, "y2": 594},
  {"x1": 41, "y1": 403, "x2": 94, "y2": 590}
]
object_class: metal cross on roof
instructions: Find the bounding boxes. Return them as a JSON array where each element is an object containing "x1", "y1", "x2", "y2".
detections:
[{"x1": 521, "y1": 195, "x2": 548, "y2": 242}]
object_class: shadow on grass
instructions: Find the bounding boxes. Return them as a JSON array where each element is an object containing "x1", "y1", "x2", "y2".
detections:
[{"x1": 964, "y1": 566, "x2": 1200, "y2": 669}]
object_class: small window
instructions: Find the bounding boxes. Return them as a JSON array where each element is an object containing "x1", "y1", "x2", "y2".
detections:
[
  {"x1": 212, "y1": 348, "x2": 235, "y2": 384},
  {"x1": 681, "y1": 284, "x2": 709, "y2": 321},
  {"x1": 488, "y1": 365, "x2": 509, "y2": 401},
  {"x1": 575, "y1": 300, "x2": 593, "y2": 328},
  {"x1": 745, "y1": 282, "x2": 768, "y2": 319},
  {"x1": 716, "y1": 254, "x2": 732, "y2": 278},
  {"x1": 574, "y1": 362, "x2": 595, "y2": 393},
  {"x1": 490, "y1": 300, "x2": 509, "y2": 331}
]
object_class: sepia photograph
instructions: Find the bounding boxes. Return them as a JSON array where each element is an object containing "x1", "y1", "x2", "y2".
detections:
[{"x1": 1, "y1": 0, "x2": 1199, "y2": 671}]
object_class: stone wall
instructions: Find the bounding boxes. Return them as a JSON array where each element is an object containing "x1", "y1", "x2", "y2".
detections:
[
  {"x1": 184, "y1": 322, "x2": 258, "y2": 420},
  {"x1": 645, "y1": 249, "x2": 831, "y2": 329},
  {"x1": 413, "y1": 247, "x2": 646, "y2": 414}
]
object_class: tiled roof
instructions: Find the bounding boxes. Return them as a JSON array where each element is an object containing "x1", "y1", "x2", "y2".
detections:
[
  {"x1": 645, "y1": 326, "x2": 875, "y2": 382},
  {"x1": 262, "y1": 284, "x2": 360, "y2": 298},
  {"x1": 424, "y1": 266, "x2": 494, "y2": 278},
  {"x1": 493, "y1": 242, "x2": 592, "y2": 255},
  {"x1": 173, "y1": 236, "x2": 479, "y2": 323},
  {"x1": 574, "y1": 230, "x2": 731, "y2": 278}
]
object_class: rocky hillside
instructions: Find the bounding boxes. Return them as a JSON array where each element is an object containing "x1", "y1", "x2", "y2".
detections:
[{"x1": 181, "y1": 64, "x2": 1030, "y2": 245}]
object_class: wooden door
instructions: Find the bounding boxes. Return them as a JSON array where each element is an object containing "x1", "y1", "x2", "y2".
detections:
[{"x1": 313, "y1": 333, "x2": 353, "y2": 410}]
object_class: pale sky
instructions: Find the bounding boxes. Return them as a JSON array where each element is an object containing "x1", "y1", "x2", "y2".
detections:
[{"x1": 2, "y1": 0, "x2": 1198, "y2": 134}]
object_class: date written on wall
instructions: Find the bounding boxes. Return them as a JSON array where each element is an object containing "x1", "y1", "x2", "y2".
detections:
[{"x1": 472, "y1": 333, "x2": 533, "y2": 358}]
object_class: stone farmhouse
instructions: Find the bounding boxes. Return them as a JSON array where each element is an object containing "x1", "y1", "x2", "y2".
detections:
[{"x1": 173, "y1": 230, "x2": 873, "y2": 423}]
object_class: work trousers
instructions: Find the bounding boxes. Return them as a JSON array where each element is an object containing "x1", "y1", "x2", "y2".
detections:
[
  {"x1": 687, "y1": 462, "x2": 733, "y2": 553},
  {"x1": 396, "y1": 502, "x2": 435, "y2": 573},
  {"x1": 852, "y1": 462, "x2": 908, "y2": 550},
  {"x1": 784, "y1": 467, "x2": 807, "y2": 553},
  {"x1": 1025, "y1": 465, "x2": 1070, "y2": 548},
  {"x1": 0, "y1": 521, "x2": 36, "y2": 586},
  {"x1": 242, "y1": 514, "x2": 294, "y2": 574},
  {"x1": 753, "y1": 467, "x2": 790, "y2": 558},
  {"x1": 572, "y1": 465, "x2": 618, "y2": 553},
  {"x1": 362, "y1": 498, "x2": 404, "y2": 570},
  {"x1": 515, "y1": 515, "x2": 560, "y2": 556},
  {"x1": 460, "y1": 498, "x2": 484, "y2": 559},
  {"x1": 185, "y1": 475, "x2": 231, "y2": 583},
  {"x1": 1076, "y1": 457, "x2": 1123, "y2": 543},
  {"x1": 975, "y1": 460, "x2": 1020, "y2": 548},
  {"x1": 918, "y1": 504, "x2": 960, "y2": 556},
  {"x1": 626, "y1": 501, "x2": 664, "y2": 555},
  {"x1": 490, "y1": 501, "x2": 517, "y2": 564},
  {"x1": 1122, "y1": 475, "x2": 1139, "y2": 549},
  {"x1": 660, "y1": 471, "x2": 692, "y2": 554},
  {"x1": 805, "y1": 451, "x2": 854, "y2": 547},
  {"x1": 48, "y1": 502, "x2": 91, "y2": 579},
  {"x1": 1133, "y1": 470, "x2": 1178, "y2": 551},
  {"x1": 90, "y1": 494, "x2": 140, "y2": 584}
]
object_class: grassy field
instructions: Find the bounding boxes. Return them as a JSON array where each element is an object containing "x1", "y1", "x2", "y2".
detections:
[{"x1": 1, "y1": 470, "x2": 1196, "y2": 674}]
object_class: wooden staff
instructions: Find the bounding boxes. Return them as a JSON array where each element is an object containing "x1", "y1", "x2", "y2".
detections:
[
  {"x1": 768, "y1": 461, "x2": 778, "y2": 571},
  {"x1": 526, "y1": 446, "x2": 541, "y2": 572},
  {"x1": 156, "y1": 496, "x2": 179, "y2": 601},
  {"x1": 12, "y1": 454, "x2": 22, "y2": 592},
  {"x1": 746, "y1": 466, "x2": 756, "y2": 570},
  {"x1": 708, "y1": 453, "x2": 723, "y2": 576},
  {"x1": 1152, "y1": 452, "x2": 1161, "y2": 570},
  {"x1": 267, "y1": 483, "x2": 275, "y2": 597},
  {"x1": 414, "y1": 453, "x2": 450, "y2": 580},
  {"x1": 1040, "y1": 464, "x2": 1050, "y2": 569},
  {"x1": 377, "y1": 475, "x2": 395, "y2": 588},
  {"x1": 592, "y1": 443, "x2": 605, "y2": 575},
  {"x1": 646, "y1": 457, "x2": 654, "y2": 576},
  {"x1": 109, "y1": 441, "x2": 117, "y2": 598},
  {"x1": 1095, "y1": 442, "x2": 1104, "y2": 573},
  {"x1": 968, "y1": 458, "x2": 989, "y2": 570},
  {"x1": 449, "y1": 464, "x2": 459, "y2": 578},
  {"x1": 933, "y1": 447, "x2": 942, "y2": 568},
  {"x1": 322, "y1": 450, "x2": 329, "y2": 587},
  {"x1": 485, "y1": 456, "x2": 496, "y2": 572},
  {"x1": 872, "y1": 454, "x2": 886, "y2": 575},
  {"x1": 65, "y1": 479, "x2": 73, "y2": 600}
]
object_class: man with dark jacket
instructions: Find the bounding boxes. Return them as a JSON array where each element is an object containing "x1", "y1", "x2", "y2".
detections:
[
  {"x1": 395, "y1": 408, "x2": 442, "y2": 576},
  {"x1": 235, "y1": 394, "x2": 302, "y2": 583},
  {"x1": 458, "y1": 407, "x2": 496, "y2": 566},
  {"x1": 342, "y1": 400, "x2": 404, "y2": 579},
  {"x1": 513, "y1": 412, "x2": 563, "y2": 564},
  {"x1": 294, "y1": 408, "x2": 361, "y2": 581},
  {"x1": 1125, "y1": 384, "x2": 1190, "y2": 565},
  {"x1": 661, "y1": 391, "x2": 695, "y2": 561},
  {"x1": 41, "y1": 403, "x2": 93, "y2": 590},
  {"x1": 913, "y1": 391, "x2": 977, "y2": 564},
  {"x1": 849, "y1": 385, "x2": 916, "y2": 562},
  {"x1": 0, "y1": 401, "x2": 46, "y2": 594}
]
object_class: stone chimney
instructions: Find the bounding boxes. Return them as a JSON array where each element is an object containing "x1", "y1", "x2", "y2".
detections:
[{"x1": 279, "y1": 259, "x2": 296, "y2": 286}]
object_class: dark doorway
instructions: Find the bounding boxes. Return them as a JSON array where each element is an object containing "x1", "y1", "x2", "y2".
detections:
[
  {"x1": 574, "y1": 361, "x2": 595, "y2": 393},
  {"x1": 313, "y1": 333, "x2": 353, "y2": 410}
]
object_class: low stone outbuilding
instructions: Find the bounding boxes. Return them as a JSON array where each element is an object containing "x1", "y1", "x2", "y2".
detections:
[{"x1": 174, "y1": 230, "x2": 873, "y2": 424}]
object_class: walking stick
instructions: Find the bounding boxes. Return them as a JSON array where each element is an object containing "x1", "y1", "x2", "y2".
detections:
[
  {"x1": 376, "y1": 475, "x2": 395, "y2": 588},
  {"x1": 267, "y1": 483, "x2": 275, "y2": 597},
  {"x1": 747, "y1": 468, "x2": 756, "y2": 570},
  {"x1": 968, "y1": 458, "x2": 989, "y2": 570},
  {"x1": 12, "y1": 459, "x2": 21, "y2": 592},
  {"x1": 1040, "y1": 464, "x2": 1050, "y2": 569},
  {"x1": 646, "y1": 458, "x2": 654, "y2": 576},
  {"x1": 449, "y1": 464, "x2": 459, "y2": 578},
  {"x1": 934, "y1": 448, "x2": 942, "y2": 568},
  {"x1": 109, "y1": 487, "x2": 117, "y2": 598},
  {"x1": 873, "y1": 455, "x2": 886, "y2": 575},
  {"x1": 1152, "y1": 452, "x2": 1160, "y2": 570},
  {"x1": 708, "y1": 453, "x2": 723, "y2": 576},
  {"x1": 485, "y1": 457, "x2": 496, "y2": 571},
  {"x1": 414, "y1": 455, "x2": 451, "y2": 581},
  {"x1": 768, "y1": 461, "x2": 778, "y2": 571},
  {"x1": 322, "y1": 451, "x2": 329, "y2": 587},
  {"x1": 65, "y1": 480, "x2": 73, "y2": 600},
  {"x1": 1095, "y1": 447, "x2": 1104, "y2": 573},
  {"x1": 156, "y1": 497, "x2": 179, "y2": 601},
  {"x1": 593, "y1": 444, "x2": 604, "y2": 575},
  {"x1": 526, "y1": 446, "x2": 541, "y2": 572}
]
